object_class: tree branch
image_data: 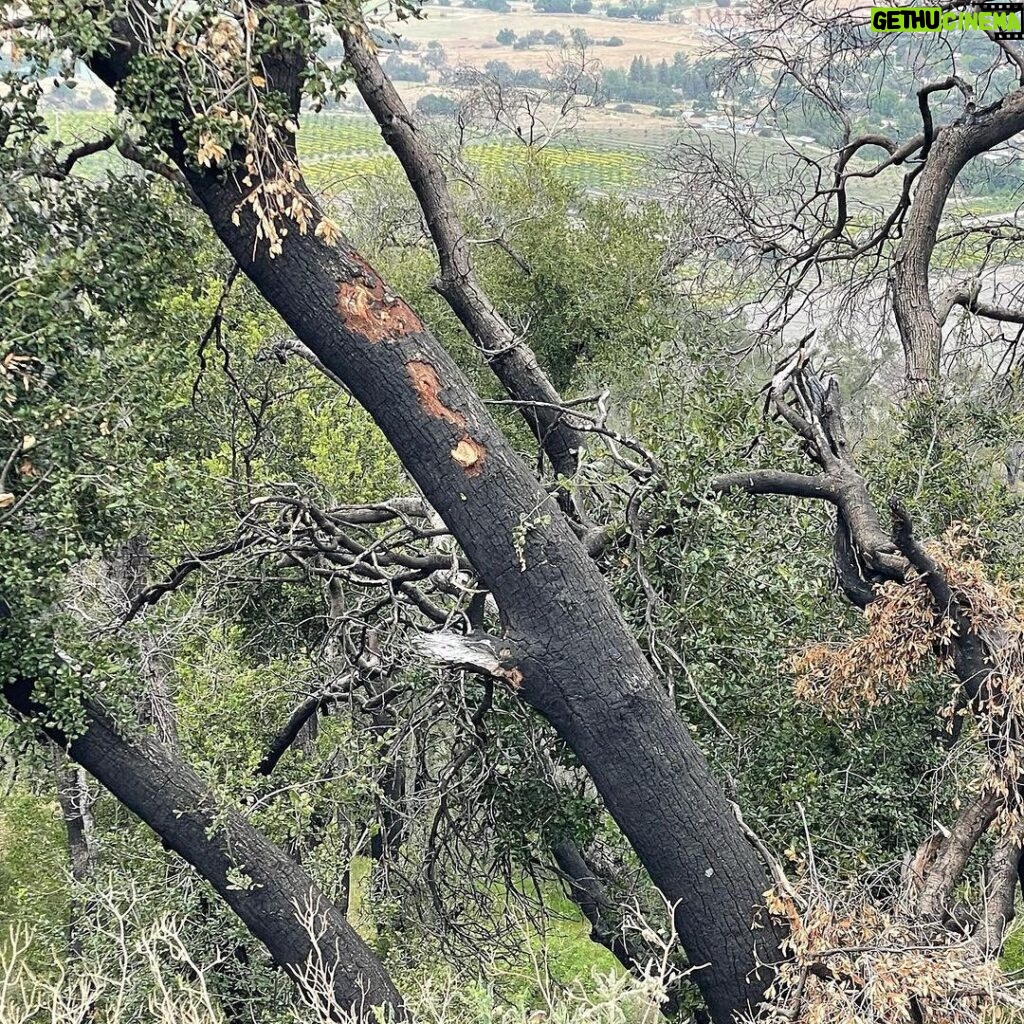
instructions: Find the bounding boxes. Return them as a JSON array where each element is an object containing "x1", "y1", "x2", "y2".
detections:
[
  {"x1": 3, "y1": 675, "x2": 404, "y2": 1019},
  {"x1": 709, "y1": 470, "x2": 838, "y2": 502},
  {"x1": 341, "y1": 26, "x2": 586, "y2": 488}
]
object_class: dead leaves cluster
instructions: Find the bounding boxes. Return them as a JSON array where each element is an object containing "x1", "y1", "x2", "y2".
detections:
[
  {"x1": 792, "y1": 528, "x2": 1024, "y2": 826},
  {"x1": 753, "y1": 881, "x2": 1010, "y2": 1024},
  {"x1": 130, "y1": 0, "x2": 342, "y2": 258}
]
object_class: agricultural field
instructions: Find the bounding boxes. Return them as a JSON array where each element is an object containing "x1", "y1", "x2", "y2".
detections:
[
  {"x1": 45, "y1": 106, "x2": 994, "y2": 219},
  {"x1": 43, "y1": 109, "x2": 662, "y2": 196},
  {"x1": 299, "y1": 112, "x2": 654, "y2": 194},
  {"x1": 382, "y1": 0, "x2": 735, "y2": 71}
]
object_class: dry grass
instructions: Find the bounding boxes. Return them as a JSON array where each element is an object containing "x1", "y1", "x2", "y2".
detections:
[
  {"x1": 380, "y1": 0, "x2": 710, "y2": 71},
  {"x1": 0, "y1": 893, "x2": 683, "y2": 1024}
]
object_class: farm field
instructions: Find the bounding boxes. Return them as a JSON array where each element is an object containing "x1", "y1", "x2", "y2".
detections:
[
  {"x1": 44, "y1": 109, "x2": 660, "y2": 195},
  {"x1": 378, "y1": 0, "x2": 719, "y2": 70},
  {"x1": 294, "y1": 110, "x2": 910, "y2": 208},
  {"x1": 298, "y1": 111, "x2": 654, "y2": 193},
  {"x1": 44, "y1": 107, "x2": 1004, "y2": 223},
  {"x1": 41, "y1": 107, "x2": 897, "y2": 204}
]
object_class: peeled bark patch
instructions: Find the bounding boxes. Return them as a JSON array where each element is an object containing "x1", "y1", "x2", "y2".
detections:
[
  {"x1": 451, "y1": 437, "x2": 486, "y2": 476},
  {"x1": 406, "y1": 361, "x2": 487, "y2": 476},
  {"x1": 337, "y1": 275, "x2": 423, "y2": 343},
  {"x1": 407, "y1": 360, "x2": 467, "y2": 428}
]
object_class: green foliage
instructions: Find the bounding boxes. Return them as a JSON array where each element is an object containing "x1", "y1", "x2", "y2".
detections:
[
  {"x1": 5, "y1": 14, "x2": 1024, "y2": 1014},
  {"x1": 446, "y1": 162, "x2": 677, "y2": 394},
  {"x1": 597, "y1": 353, "x2": 956, "y2": 871},
  {"x1": 0, "y1": 165, "x2": 212, "y2": 704},
  {"x1": 0, "y1": 787, "x2": 68, "y2": 942},
  {"x1": 861, "y1": 393, "x2": 1024, "y2": 572}
]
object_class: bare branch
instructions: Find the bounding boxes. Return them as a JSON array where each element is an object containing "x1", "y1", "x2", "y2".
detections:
[
  {"x1": 709, "y1": 470, "x2": 838, "y2": 502},
  {"x1": 256, "y1": 672, "x2": 356, "y2": 777},
  {"x1": 258, "y1": 335, "x2": 350, "y2": 392},
  {"x1": 341, "y1": 26, "x2": 585, "y2": 486}
]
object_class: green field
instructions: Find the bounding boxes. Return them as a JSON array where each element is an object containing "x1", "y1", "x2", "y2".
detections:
[
  {"x1": 46, "y1": 108, "x2": 862, "y2": 200},
  {"x1": 298, "y1": 113, "x2": 653, "y2": 193},
  {"x1": 44, "y1": 109, "x2": 657, "y2": 194},
  {"x1": 38, "y1": 108, "x2": 951, "y2": 213}
]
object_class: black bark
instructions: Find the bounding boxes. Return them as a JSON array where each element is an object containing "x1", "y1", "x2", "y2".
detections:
[
  {"x1": 4, "y1": 678, "x2": 404, "y2": 1022},
  {"x1": 163, "y1": 171, "x2": 783, "y2": 1021},
  {"x1": 84, "y1": 35, "x2": 786, "y2": 1020}
]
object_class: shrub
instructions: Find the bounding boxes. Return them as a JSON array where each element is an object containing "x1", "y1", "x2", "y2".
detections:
[
  {"x1": 416, "y1": 94, "x2": 458, "y2": 117},
  {"x1": 466, "y1": 0, "x2": 511, "y2": 12},
  {"x1": 381, "y1": 55, "x2": 428, "y2": 82}
]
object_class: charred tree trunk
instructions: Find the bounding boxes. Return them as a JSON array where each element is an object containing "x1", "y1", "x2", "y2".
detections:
[
  {"x1": 6, "y1": 679, "x2": 403, "y2": 1022},
  {"x1": 88, "y1": 39, "x2": 785, "y2": 1023},
  {"x1": 186, "y1": 179, "x2": 779, "y2": 1020},
  {"x1": 52, "y1": 745, "x2": 98, "y2": 954},
  {"x1": 172, "y1": 179, "x2": 781, "y2": 1022},
  {"x1": 892, "y1": 87, "x2": 1024, "y2": 389}
]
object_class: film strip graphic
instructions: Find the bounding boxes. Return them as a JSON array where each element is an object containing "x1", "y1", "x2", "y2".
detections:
[{"x1": 982, "y1": 2, "x2": 1024, "y2": 39}]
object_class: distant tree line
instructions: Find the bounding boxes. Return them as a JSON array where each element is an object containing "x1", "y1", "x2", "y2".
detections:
[
  {"x1": 496, "y1": 25, "x2": 626, "y2": 48},
  {"x1": 453, "y1": 52, "x2": 722, "y2": 111},
  {"x1": 533, "y1": 0, "x2": 593, "y2": 12},
  {"x1": 601, "y1": 53, "x2": 719, "y2": 106},
  {"x1": 607, "y1": 0, "x2": 665, "y2": 19}
]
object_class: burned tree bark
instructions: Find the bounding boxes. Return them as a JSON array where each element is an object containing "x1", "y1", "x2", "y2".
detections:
[
  {"x1": 84, "y1": 28, "x2": 786, "y2": 1024},
  {"x1": 5, "y1": 678, "x2": 404, "y2": 1022},
  {"x1": 51, "y1": 745, "x2": 98, "y2": 954},
  {"x1": 892, "y1": 86, "x2": 1024, "y2": 388},
  {"x1": 342, "y1": 29, "x2": 585, "y2": 485},
  {"x1": 181, "y1": 165, "x2": 778, "y2": 1024}
]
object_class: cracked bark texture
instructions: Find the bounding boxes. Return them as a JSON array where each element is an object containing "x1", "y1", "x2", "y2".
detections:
[
  {"x1": 80, "y1": 33, "x2": 787, "y2": 1021},
  {"x1": 5, "y1": 679, "x2": 404, "y2": 1021},
  {"x1": 151, "y1": 167, "x2": 783, "y2": 1021}
]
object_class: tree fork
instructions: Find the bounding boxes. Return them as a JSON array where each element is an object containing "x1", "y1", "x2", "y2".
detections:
[
  {"x1": 86, "y1": 31, "x2": 786, "y2": 1023},
  {"x1": 189, "y1": 174, "x2": 783, "y2": 1021},
  {"x1": 342, "y1": 26, "x2": 586, "y2": 488}
]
